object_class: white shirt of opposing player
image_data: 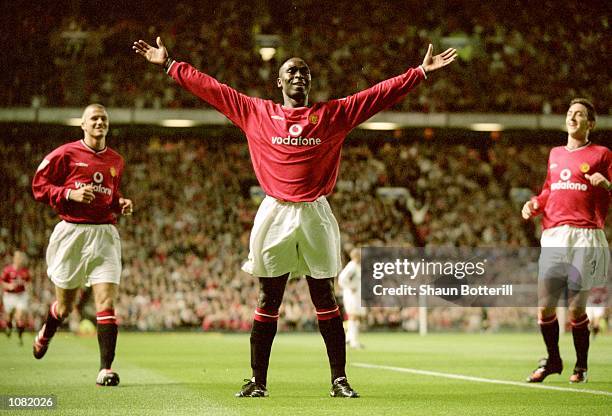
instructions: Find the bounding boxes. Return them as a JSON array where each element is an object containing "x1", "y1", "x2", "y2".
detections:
[{"x1": 339, "y1": 260, "x2": 361, "y2": 296}]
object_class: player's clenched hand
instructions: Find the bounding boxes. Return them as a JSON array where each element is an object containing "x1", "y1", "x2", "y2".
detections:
[
  {"x1": 69, "y1": 185, "x2": 95, "y2": 204},
  {"x1": 585, "y1": 173, "x2": 612, "y2": 191},
  {"x1": 421, "y1": 44, "x2": 457, "y2": 74},
  {"x1": 119, "y1": 198, "x2": 133, "y2": 216},
  {"x1": 521, "y1": 200, "x2": 539, "y2": 220},
  {"x1": 132, "y1": 37, "x2": 168, "y2": 66}
]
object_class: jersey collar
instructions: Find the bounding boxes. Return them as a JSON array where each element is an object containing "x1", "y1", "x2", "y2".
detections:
[
  {"x1": 80, "y1": 139, "x2": 107, "y2": 154},
  {"x1": 565, "y1": 141, "x2": 591, "y2": 153}
]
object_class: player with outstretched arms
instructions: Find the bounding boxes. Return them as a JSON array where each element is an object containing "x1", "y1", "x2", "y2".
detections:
[
  {"x1": 31, "y1": 104, "x2": 133, "y2": 386},
  {"x1": 522, "y1": 98, "x2": 611, "y2": 383},
  {"x1": 134, "y1": 36, "x2": 456, "y2": 398}
]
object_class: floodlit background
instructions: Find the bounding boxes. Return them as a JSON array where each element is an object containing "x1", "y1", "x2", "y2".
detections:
[{"x1": 1, "y1": 1, "x2": 610, "y2": 413}]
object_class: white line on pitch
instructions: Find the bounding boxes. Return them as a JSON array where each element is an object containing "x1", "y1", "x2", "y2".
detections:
[{"x1": 354, "y1": 363, "x2": 612, "y2": 397}]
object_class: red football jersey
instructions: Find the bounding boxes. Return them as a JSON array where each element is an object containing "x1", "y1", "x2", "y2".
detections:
[
  {"x1": 32, "y1": 140, "x2": 125, "y2": 224},
  {"x1": 533, "y1": 143, "x2": 611, "y2": 230},
  {"x1": 169, "y1": 62, "x2": 425, "y2": 202},
  {"x1": 1, "y1": 265, "x2": 30, "y2": 294}
]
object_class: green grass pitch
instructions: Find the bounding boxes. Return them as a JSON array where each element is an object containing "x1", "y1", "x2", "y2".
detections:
[{"x1": 1, "y1": 331, "x2": 610, "y2": 415}]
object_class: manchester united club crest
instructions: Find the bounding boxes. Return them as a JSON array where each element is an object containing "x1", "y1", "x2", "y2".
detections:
[
  {"x1": 110, "y1": 166, "x2": 117, "y2": 177},
  {"x1": 579, "y1": 163, "x2": 590, "y2": 173},
  {"x1": 309, "y1": 114, "x2": 319, "y2": 125}
]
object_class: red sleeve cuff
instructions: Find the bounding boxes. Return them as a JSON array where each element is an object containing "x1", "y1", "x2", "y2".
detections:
[
  {"x1": 166, "y1": 60, "x2": 177, "y2": 75},
  {"x1": 418, "y1": 65, "x2": 427, "y2": 79}
]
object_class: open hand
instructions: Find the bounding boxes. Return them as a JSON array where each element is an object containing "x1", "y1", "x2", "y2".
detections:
[
  {"x1": 421, "y1": 44, "x2": 457, "y2": 74},
  {"x1": 132, "y1": 37, "x2": 168, "y2": 66}
]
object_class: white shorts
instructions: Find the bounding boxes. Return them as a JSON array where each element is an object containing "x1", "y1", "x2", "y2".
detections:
[
  {"x1": 539, "y1": 225, "x2": 610, "y2": 291},
  {"x1": 2, "y1": 292, "x2": 29, "y2": 312},
  {"x1": 46, "y1": 221, "x2": 122, "y2": 290},
  {"x1": 343, "y1": 291, "x2": 365, "y2": 317},
  {"x1": 242, "y1": 196, "x2": 342, "y2": 279}
]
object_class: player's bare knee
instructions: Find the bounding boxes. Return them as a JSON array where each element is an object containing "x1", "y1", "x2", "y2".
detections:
[
  {"x1": 95, "y1": 297, "x2": 115, "y2": 312},
  {"x1": 257, "y1": 275, "x2": 288, "y2": 310},
  {"x1": 538, "y1": 307, "x2": 557, "y2": 320},
  {"x1": 257, "y1": 290, "x2": 283, "y2": 311},
  {"x1": 306, "y1": 277, "x2": 337, "y2": 309},
  {"x1": 92, "y1": 283, "x2": 118, "y2": 312},
  {"x1": 568, "y1": 307, "x2": 587, "y2": 321}
]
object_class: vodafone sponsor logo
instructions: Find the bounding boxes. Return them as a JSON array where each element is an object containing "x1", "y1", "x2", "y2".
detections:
[
  {"x1": 289, "y1": 124, "x2": 303, "y2": 136},
  {"x1": 551, "y1": 168, "x2": 587, "y2": 191},
  {"x1": 75, "y1": 180, "x2": 112, "y2": 196},
  {"x1": 271, "y1": 136, "x2": 322, "y2": 146},
  {"x1": 551, "y1": 182, "x2": 588, "y2": 191},
  {"x1": 559, "y1": 169, "x2": 571, "y2": 181},
  {"x1": 271, "y1": 123, "x2": 322, "y2": 146},
  {"x1": 93, "y1": 171, "x2": 104, "y2": 183}
]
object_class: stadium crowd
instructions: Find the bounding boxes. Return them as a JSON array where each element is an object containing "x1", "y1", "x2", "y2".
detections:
[
  {"x1": 3, "y1": 0, "x2": 609, "y2": 115},
  {"x1": 1, "y1": 0, "x2": 609, "y2": 333},
  {"x1": 4, "y1": 133, "x2": 606, "y2": 333}
]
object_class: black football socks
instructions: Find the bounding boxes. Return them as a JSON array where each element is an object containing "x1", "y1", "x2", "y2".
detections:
[
  {"x1": 570, "y1": 314, "x2": 590, "y2": 369},
  {"x1": 96, "y1": 309, "x2": 118, "y2": 370},
  {"x1": 251, "y1": 308, "x2": 280, "y2": 386},
  {"x1": 316, "y1": 310, "x2": 346, "y2": 383}
]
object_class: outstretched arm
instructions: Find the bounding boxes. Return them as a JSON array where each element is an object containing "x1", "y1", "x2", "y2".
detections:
[
  {"x1": 132, "y1": 36, "x2": 254, "y2": 129},
  {"x1": 339, "y1": 44, "x2": 457, "y2": 130},
  {"x1": 420, "y1": 44, "x2": 457, "y2": 74},
  {"x1": 132, "y1": 37, "x2": 169, "y2": 67}
]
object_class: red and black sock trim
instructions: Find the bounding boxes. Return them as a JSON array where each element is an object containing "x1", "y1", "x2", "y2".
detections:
[
  {"x1": 570, "y1": 314, "x2": 589, "y2": 329},
  {"x1": 254, "y1": 307, "x2": 280, "y2": 323},
  {"x1": 96, "y1": 309, "x2": 117, "y2": 325},
  {"x1": 315, "y1": 306, "x2": 341, "y2": 321},
  {"x1": 50, "y1": 301, "x2": 59, "y2": 320},
  {"x1": 538, "y1": 314, "x2": 557, "y2": 326}
]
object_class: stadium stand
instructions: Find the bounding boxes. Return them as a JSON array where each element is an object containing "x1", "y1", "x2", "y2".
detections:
[
  {"x1": 1, "y1": 0, "x2": 609, "y2": 333},
  {"x1": 3, "y1": 133, "x2": 607, "y2": 332},
  {"x1": 2, "y1": 0, "x2": 609, "y2": 114}
]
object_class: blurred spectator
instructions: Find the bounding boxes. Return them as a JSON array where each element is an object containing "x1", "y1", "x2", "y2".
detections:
[
  {"x1": 5, "y1": 132, "x2": 604, "y2": 332},
  {"x1": 1, "y1": 0, "x2": 609, "y2": 114}
]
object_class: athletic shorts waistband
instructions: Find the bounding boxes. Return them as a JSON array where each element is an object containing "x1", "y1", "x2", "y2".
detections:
[
  {"x1": 265, "y1": 195, "x2": 327, "y2": 204},
  {"x1": 62, "y1": 220, "x2": 114, "y2": 226}
]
